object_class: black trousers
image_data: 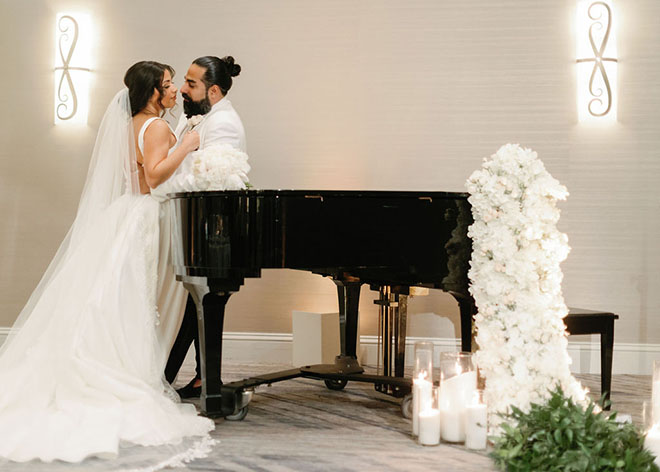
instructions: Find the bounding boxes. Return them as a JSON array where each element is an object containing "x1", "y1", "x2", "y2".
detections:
[{"x1": 165, "y1": 294, "x2": 201, "y2": 384}]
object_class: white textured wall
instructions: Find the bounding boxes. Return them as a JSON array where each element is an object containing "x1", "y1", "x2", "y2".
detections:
[{"x1": 0, "y1": 0, "x2": 658, "y2": 344}]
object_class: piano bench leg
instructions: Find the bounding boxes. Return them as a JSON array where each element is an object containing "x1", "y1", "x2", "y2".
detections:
[{"x1": 563, "y1": 309, "x2": 619, "y2": 410}]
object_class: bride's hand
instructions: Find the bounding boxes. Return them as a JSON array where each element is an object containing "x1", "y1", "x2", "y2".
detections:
[{"x1": 181, "y1": 130, "x2": 200, "y2": 153}]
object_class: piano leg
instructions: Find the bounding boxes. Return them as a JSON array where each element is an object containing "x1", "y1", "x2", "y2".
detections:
[
  {"x1": 333, "y1": 280, "x2": 361, "y2": 359},
  {"x1": 332, "y1": 280, "x2": 364, "y2": 374},
  {"x1": 184, "y1": 283, "x2": 232, "y2": 417},
  {"x1": 451, "y1": 292, "x2": 477, "y2": 352}
]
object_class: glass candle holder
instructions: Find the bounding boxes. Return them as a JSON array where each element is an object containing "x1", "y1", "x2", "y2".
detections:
[
  {"x1": 412, "y1": 341, "x2": 434, "y2": 437},
  {"x1": 653, "y1": 361, "x2": 660, "y2": 425},
  {"x1": 465, "y1": 389, "x2": 488, "y2": 450},
  {"x1": 644, "y1": 399, "x2": 660, "y2": 464},
  {"x1": 644, "y1": 400, "x2": 653, "y2": 432},
  {"x1": 414, "y1": 341, "x2": 434, "y2": 382},
  {"x1": 439, "y1": 351, "x2": 476, "y2": 443},
  {"x1": 418, "y1": 386, "x2": 441, "y2": 446}
]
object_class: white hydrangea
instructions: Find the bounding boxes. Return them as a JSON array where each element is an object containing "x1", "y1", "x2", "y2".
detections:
[
  {"x1": 161, "y1": 143, "x2": 251, "y2": 193},
  {"x1": 189, "y1": 143, "x2": 250, "y2": 191},
  {"x1": 465, "y1": 144, "x2": 587, "y2": 433}
]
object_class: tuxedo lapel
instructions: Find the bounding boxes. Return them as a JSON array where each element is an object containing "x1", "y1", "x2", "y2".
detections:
[{"x1": 174, "y1": 98, "x2": 232, "y2": 150}]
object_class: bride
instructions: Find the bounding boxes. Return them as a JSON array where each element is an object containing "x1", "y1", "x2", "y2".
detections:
[{"x1": 0, "y1": 61, "x2": 214, "y2": 468}]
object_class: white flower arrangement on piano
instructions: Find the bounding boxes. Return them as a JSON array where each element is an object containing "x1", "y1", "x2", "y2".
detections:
[
  {"x1": 168, "y1": 143, "x2": 251, "y2": 192},
  {"x1": 465, "y1": 143, "x2": 587, "y2": 432},
  {"x1": 190, "y1": 143, "x2": 251, "y2": 191}
]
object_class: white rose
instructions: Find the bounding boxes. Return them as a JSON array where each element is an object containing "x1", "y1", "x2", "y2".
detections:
[{"x1": 188, "y1": 114, "x2": 204, "y2": 128}]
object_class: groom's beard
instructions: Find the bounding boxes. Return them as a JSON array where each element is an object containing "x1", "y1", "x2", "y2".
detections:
[{"x1": 182, "y1": 93, "x2": 212, "y2": 118}]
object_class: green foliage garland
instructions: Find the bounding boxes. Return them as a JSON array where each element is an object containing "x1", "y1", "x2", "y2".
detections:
[{"x1": 491, "y1": 387, "x2": 658, "y2": 472}]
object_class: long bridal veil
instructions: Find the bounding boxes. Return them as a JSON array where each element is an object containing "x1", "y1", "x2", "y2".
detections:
[
  {"x1": 0, "y1": 89, "x2": 139, "y2": 359},
  {"x1": 0, "y1": 90, "x2": 215, "y2": 471}
]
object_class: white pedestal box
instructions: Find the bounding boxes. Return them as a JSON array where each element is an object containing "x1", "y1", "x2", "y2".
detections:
[{"x1": 292, "y1": 311, "x2": 341, "y2": 366}]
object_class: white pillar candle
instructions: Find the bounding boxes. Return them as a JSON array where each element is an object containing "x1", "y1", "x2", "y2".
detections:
[
  {"x1": 645, "y1": 425, "x2": 660, "y2": 467},
  {"x1": 440, "y1": 370, "x2": 476, "y2": 443},
  {"x1": 440, "y1": 407, "x2": 464, "y2": 442},
  {"x1": 465, "y1": 403, "x2": 488, "y2": 450},
  {"x1": 418, "y1": 408, "x2": 441, "y2": 446},
  {"x1": 412, "y1": 375, "x2": 433, "y2": 436}
]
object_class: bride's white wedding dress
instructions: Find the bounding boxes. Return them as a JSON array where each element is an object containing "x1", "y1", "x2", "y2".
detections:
[{"x1": 0, "y1": 90, "x2": 213, "y2": 470}]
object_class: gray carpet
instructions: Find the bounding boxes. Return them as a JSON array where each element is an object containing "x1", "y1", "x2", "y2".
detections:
[
  {"x1": 170, "y1": 362, "x2": 650, "y2": 471},
  {"x1": 0, "y1": 359, "x2": 649, "y2": 471},
  {"x1": 175, "y1": 361, "x2": 496, "y2": 472}
]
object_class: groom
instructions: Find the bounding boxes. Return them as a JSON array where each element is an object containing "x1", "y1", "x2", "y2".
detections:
[{"x1": 164, "y1": 55, "x2": 246, "y2": 398}]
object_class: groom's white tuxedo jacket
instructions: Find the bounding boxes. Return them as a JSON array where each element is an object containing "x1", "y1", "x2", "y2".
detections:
[{"x1": 174, "y1": 96, "x2": 246, "y2": 152}]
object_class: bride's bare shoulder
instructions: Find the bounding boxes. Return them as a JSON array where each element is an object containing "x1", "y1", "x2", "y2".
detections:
[{"x1": 143, "y1": 119, "x2": 170, "y2": 138}]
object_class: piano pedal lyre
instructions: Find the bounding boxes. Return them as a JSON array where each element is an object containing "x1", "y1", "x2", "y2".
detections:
[{"x1": 373, "y1": 286, "x2": 408, "y2": 397}]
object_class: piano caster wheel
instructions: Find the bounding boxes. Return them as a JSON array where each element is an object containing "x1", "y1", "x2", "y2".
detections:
[
  {"x1": 225, "y1": 406, "x2": 248, "y2": 421},
  {"x1": 401, "y1": 393, "x2": 412, "y2": 419},
  {"x1": 324, "y1": 379, "x2": 348, "y2": 391}
]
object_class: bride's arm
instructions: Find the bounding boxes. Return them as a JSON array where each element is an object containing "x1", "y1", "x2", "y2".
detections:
[{"x1": 142, "y1": 120, "x2": 199, "y2": 189}]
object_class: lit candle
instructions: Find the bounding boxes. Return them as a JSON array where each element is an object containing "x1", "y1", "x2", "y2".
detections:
[
  {"x1": 440, "y1": 407, "x2": 464, "y2": 442},
  {"x1": 418, "y1": 408, "x2": 441, "y2": 446},
  {"x1": 412, "y1": 372, "x2": 433, "y2": 436},
  {"x1": 465, "y1": 395, "x2": 487, "y2": 450},
  {"x1": 440, "y1": 365, "x2": 477, "y2": 443},
  {"x1": 645, "y1": 424, "x2": 660, "y2": 467}
]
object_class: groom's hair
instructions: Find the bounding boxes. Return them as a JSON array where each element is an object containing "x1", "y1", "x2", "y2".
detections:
[
  {"x1": 193, "y1": 56, "x2": 241, "y2": 95},
  {"x1": 124, "y1": 61, "x2": 175, "y2": 116}
]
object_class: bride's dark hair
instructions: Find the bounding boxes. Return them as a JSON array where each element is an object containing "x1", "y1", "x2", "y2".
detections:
[
  {"x1": 123, "y1": 61, "x2": 175, "y2": 116},
  {"x1": 193, "y1": 56, "x2": 241, "y2": 95}
]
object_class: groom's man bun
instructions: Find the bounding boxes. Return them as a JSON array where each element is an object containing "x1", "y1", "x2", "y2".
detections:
[
  {"x1": 193, "y1": 55, "x2": 241, "y2": 96},
  {"x1": 222, "y1": 56, "x2": 241, "y2": 78}
]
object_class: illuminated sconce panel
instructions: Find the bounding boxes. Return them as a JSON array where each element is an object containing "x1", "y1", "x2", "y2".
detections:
[
  {"x1": 576, "y1": 1, "x2": 617, "y2": 123},
  {"x1": 54, "y1": 13, "x2": 91, "y2": 125}
]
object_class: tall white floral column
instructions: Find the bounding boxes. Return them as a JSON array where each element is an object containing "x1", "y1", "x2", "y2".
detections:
[{"x1": 465, "y1": 144, "x2": 587, "y2": 430}]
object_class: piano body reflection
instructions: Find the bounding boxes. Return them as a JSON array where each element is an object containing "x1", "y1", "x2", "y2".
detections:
[{"x1": 170, "y1": 190, "x2": 473, "y2": 419}]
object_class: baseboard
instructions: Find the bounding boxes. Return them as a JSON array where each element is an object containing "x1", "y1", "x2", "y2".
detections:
[
  {"x1": 356, "y1": 335, "x2": 660, "y2": 376},
  {"x1": 219, "y1": 333, "x2": 660, "y2": 375},
  {"x1": 1, "y1": 328, "x2": 658, "y2": 375},
  {"x1": 222, "y1": 332, "x2": 293, "y2": 364}
]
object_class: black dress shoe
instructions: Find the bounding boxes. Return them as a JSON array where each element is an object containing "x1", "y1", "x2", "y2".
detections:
[{"x1": 176, "y1": 378, "x2": 201, "y2": 399}]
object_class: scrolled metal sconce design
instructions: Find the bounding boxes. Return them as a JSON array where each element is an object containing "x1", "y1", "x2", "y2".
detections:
[
  {"x1": 576, "y1": 2, "x2": 617, "y2": 118},
  {"x1": 54, "y1": 15, "x2": 90, "y2": 122}
]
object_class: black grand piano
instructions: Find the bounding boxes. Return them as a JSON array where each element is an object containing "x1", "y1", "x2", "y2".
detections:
[{"x1": 169, "y1": 190, "x2": 474, "y2": 419}]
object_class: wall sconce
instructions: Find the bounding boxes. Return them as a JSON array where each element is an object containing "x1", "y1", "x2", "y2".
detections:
[
  {"x1": 54, "y1": 13, "x2": 91, "y2": 125},
  {"x1": 576, "y1": 0, "x2": 618, "y2": 123}
]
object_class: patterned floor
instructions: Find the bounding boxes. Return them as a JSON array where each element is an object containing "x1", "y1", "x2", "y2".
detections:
[
  {"x1": 1, "y1": 360, "x2": 650, "y2": 471},
  {"x1": 168, "y1": 362, "x2": 650, "y2": 471},
  {"x1": 175, "y1": 361, "x2": 496, "y2": 472}
]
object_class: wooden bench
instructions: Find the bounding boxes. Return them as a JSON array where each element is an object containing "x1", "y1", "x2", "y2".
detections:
[{"x1": 563, "y1": 308, "x2": 619, "y2": 408}]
